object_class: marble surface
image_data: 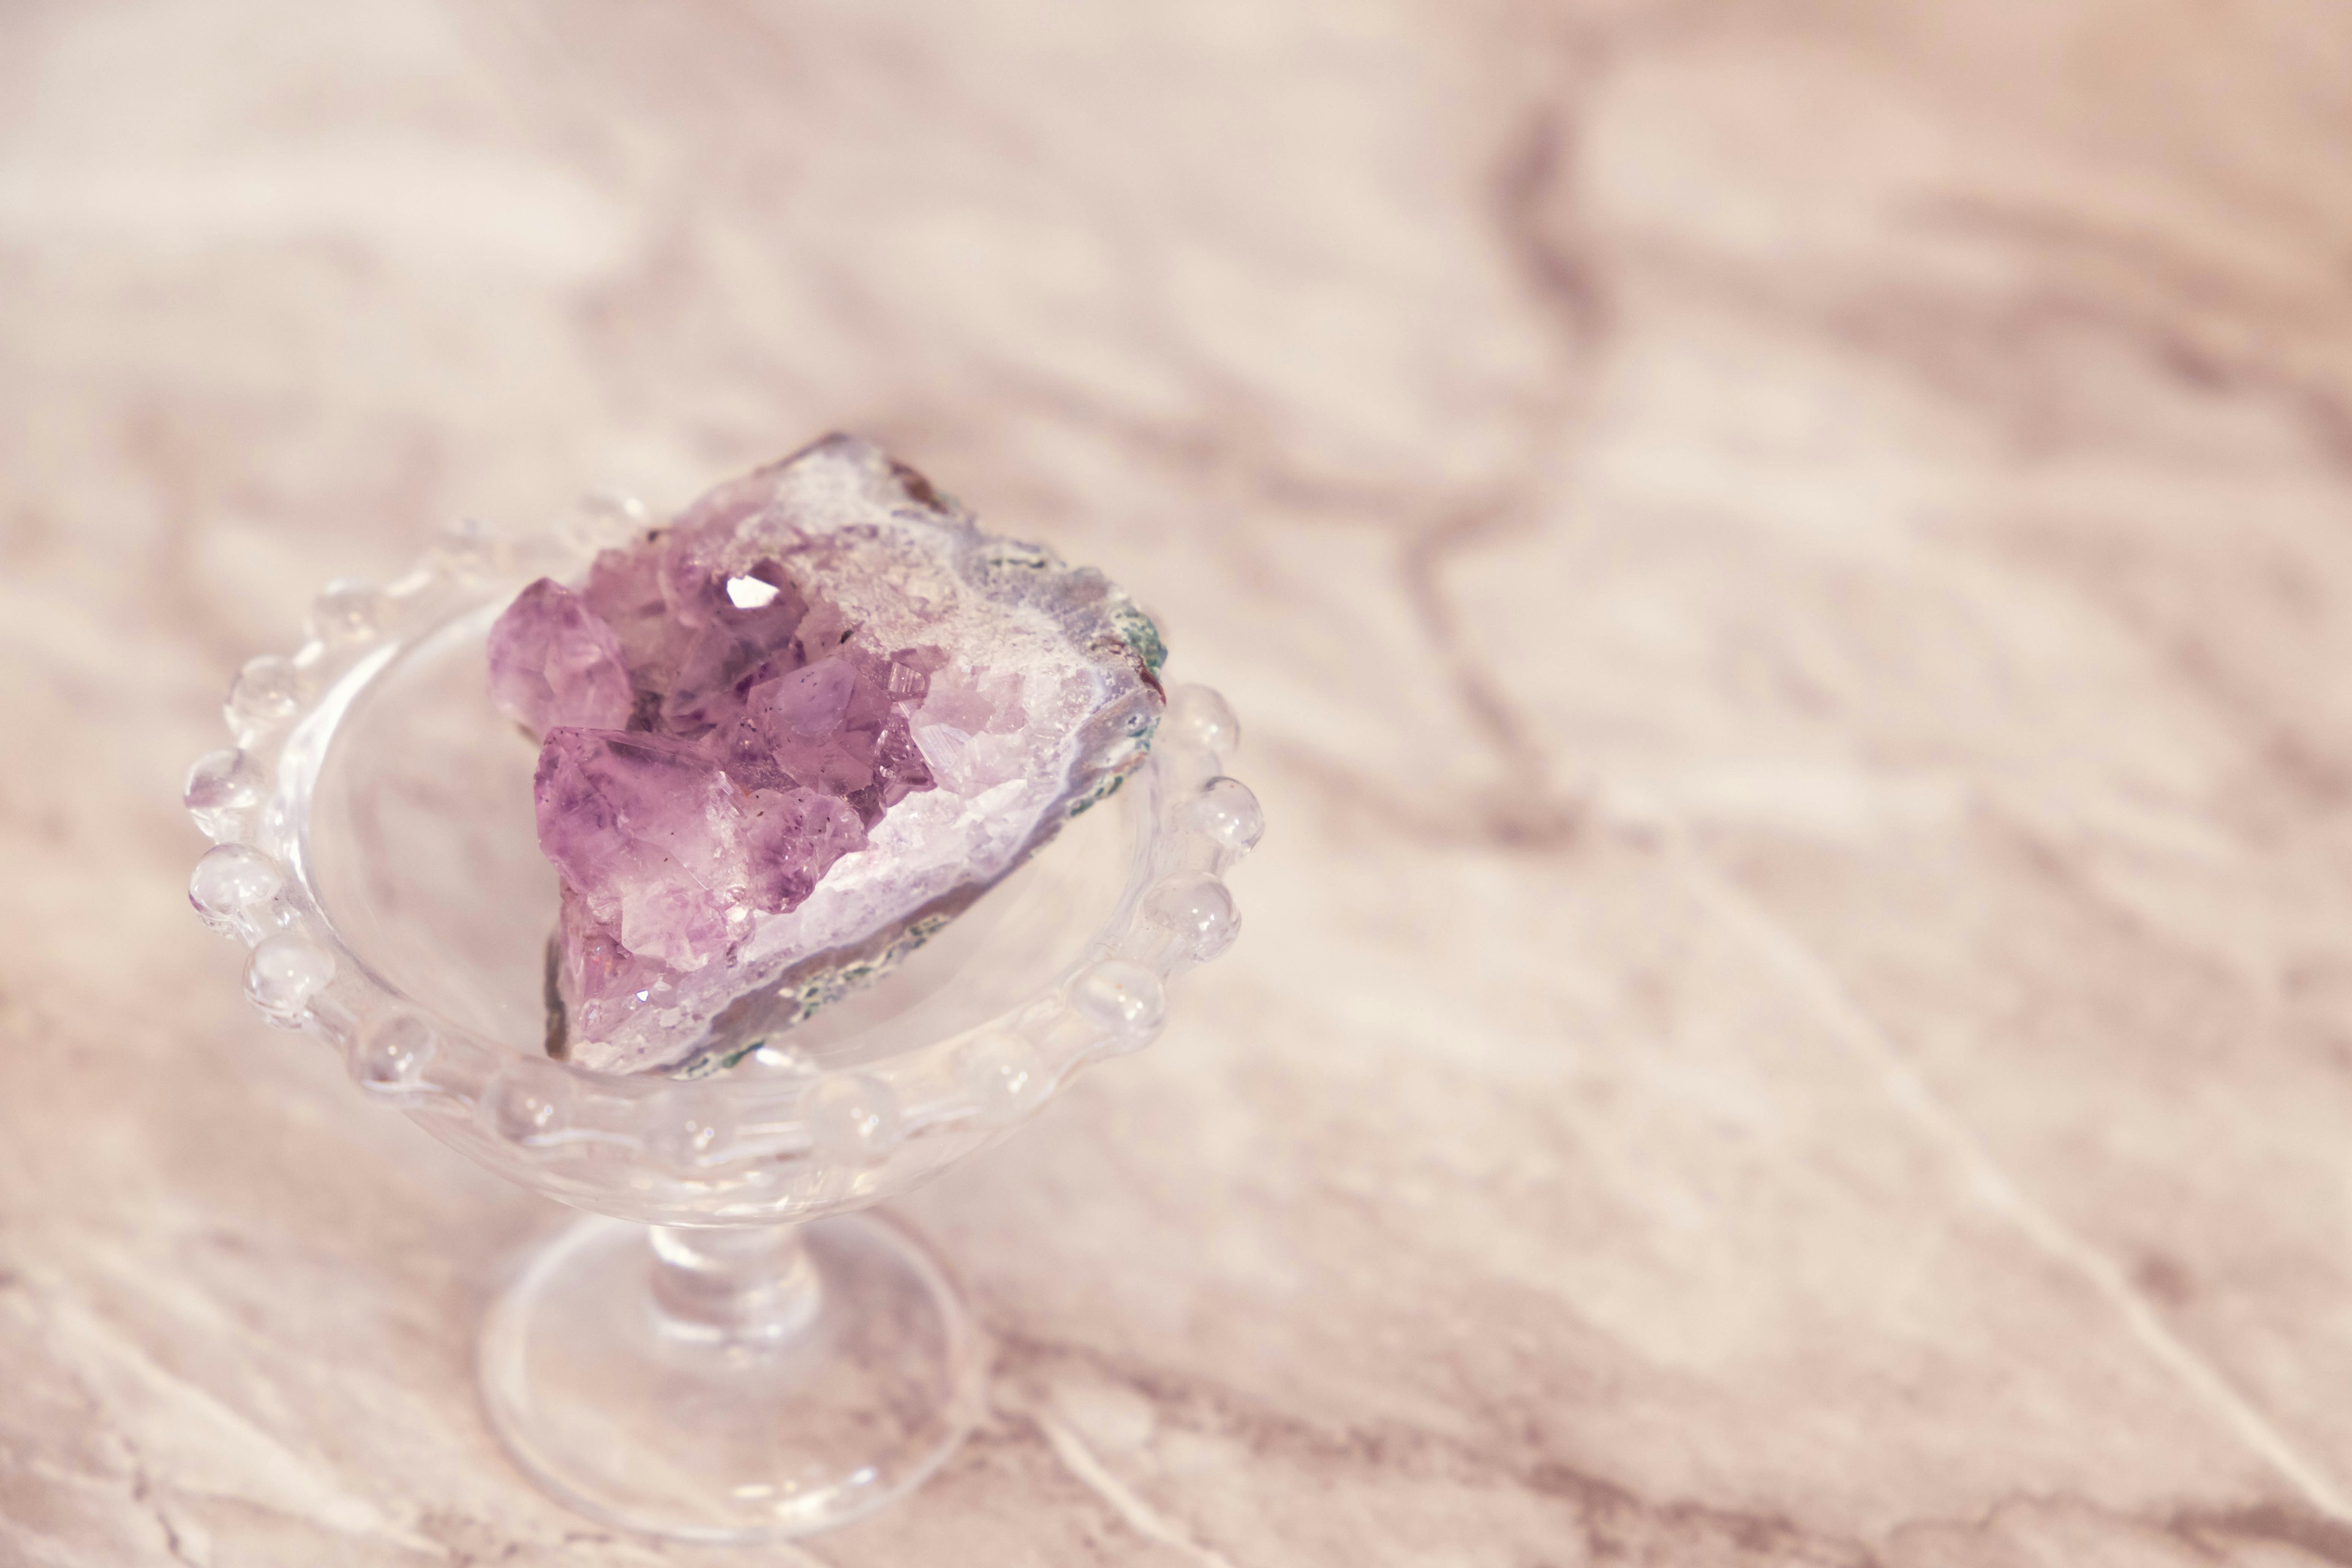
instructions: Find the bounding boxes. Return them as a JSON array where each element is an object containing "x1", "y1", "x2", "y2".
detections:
[{"x1": 7, "y1": 1, "x2": 2352, "y2": 1562}]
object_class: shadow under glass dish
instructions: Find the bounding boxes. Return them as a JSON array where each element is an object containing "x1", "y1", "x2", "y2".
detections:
[{"x1": 301, "y1": 601, "x2": 1142, "y2": 1072}]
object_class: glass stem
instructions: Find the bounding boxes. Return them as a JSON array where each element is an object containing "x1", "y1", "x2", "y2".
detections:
[{"x1": 648, "y1": 1224, "x2": 822, "y2": 1347}]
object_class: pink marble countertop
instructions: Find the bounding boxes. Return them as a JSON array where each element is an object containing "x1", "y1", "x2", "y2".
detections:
[{"x1": 8, "y1": 2, "x2": 2352, "y2": 1563}]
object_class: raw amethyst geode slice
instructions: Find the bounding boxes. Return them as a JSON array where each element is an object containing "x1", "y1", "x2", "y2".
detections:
[{"x1": 488, "y1": 435, "x2": 1166, "y2": 1076}]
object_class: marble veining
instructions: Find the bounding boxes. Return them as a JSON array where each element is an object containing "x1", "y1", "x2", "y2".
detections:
[{"x1": 6, "y1": 0, "x2": 2352, "y2": 1562}]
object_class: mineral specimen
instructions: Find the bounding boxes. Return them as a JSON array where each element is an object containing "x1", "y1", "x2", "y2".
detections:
[{"x1": 488, "y1": 434, "x2": 1166, "y2": 1076}]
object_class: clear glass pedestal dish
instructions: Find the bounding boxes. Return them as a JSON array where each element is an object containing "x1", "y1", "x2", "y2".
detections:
[{"x1": 181, "y1": 515, "x2": 1260, "y2": 1543}]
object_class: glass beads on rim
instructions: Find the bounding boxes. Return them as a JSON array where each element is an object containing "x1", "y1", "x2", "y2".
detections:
[
  {"x1": 1144, "y1": 872, "x2": 1241, "y2": 963},
  {"x1": 224, "y1": 654, "x2": 303, "y2": 744},
  {"x1": 184, "y1": 750, "x2": 266, "y2": 841},
  {"x1": 307, "y1": 579, "x2": 385, "y2": 646},
  {"x1": 245, "y1": 933, "x2": 335, "y2": 1025},
  {"x1": 352, "y1": 1012, "x2": 436, "y2": 1091},
  {"x1": 190, "y1": 843, "x2": 287, "y2": 939},
  {"x1": 802, "y1": 1074, "x2": 905, "y2": 1167},
  {"x1": 183, "y1": 511, "x2": 1261, "y2": 1222}
]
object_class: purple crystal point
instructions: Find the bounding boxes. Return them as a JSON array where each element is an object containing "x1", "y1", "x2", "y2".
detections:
[
  {"x1": 740, "y1": 786, "x2": 869, "y2": 911},
  {"x1": 534, "y1": 728, "x2": 744, "y2": 970},
  {"x1": 488, "y1": 578, "x2": 633, "y2": 734},
  {"x1": 736, "y1": 648, "x2": 936, "y2": 820},
  {"x1": 556, "y1": 884, "x2": 671, "y2": 1048},
  {"x1": 578, "y1": 545, "x2": 679, "y2": 692},
  {"x1": 492, "y1": 434, "x2": 1167, "y2": 1075}
]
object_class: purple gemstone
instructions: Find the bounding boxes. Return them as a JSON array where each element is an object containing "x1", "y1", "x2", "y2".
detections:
[
  {"x1": 555, "y1": 884, "x2": 672, "y2": 1049},
  {"x1": 487, "y1": 578, "x2": 633, "y2": 734},
  {"x1": 499, "y1": 434, "x2": 1167, "y2": 1074},
  {"x1": 532, "y1": 727, "x2": 746, "y2": 970},
  {"x1": 741, "y1": 786, "x2": 869, "y2": 912}
]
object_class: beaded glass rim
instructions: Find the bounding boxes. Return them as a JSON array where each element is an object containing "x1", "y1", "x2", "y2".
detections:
[{"x1": 183, "y1": 507, "x2": 1261, "y2": 1225}]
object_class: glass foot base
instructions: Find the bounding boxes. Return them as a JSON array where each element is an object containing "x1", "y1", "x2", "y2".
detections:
[{"x1": 479, "y1": 1211, "x2": 986, "y2": 1542}]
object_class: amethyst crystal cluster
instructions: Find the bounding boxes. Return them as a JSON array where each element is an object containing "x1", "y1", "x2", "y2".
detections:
[{"x1": 488, "y1": 435, "x2": 1166, "y2": 1076}]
